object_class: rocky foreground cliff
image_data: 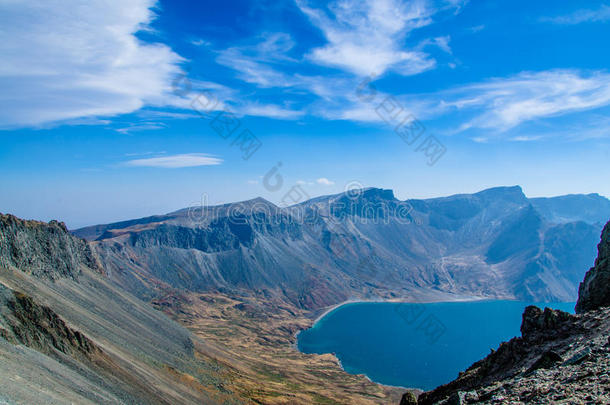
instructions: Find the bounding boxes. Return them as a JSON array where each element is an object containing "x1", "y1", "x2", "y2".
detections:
[
  {"x1": 404, "y1": 221, "x2": 610, "y2": 404},
  {"x1": 0, "y1": 213, "x2": 246, "y2": 404}
]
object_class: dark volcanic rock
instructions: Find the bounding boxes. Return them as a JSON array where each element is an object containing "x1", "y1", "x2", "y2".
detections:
[
  {"x1": 520, "y1": 306, "x2": 576, "y2": 340},
  {"x1": 525, "y1": 350, "x2": 562, "y2": 373},
  {"x1": 400, "y1": 391, "x2": 418, "y2": 405},
  {"x1": 0, "y1": 285, "x2": 99, "y2": 358},
  {"x1": 0, "y1": 213, "x2": 102, "y2": 279},
  {"x1": 575, "y1": 220, "x2": 610, "y2": 313}
]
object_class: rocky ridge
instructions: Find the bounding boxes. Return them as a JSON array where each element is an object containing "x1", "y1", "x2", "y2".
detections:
[
  {"x1": 0, "y1": 213, "x2": 102, "y2": 279},
  {"x1": 0, "y1": 284, "x2": 100, "y2": 359},
  {"x1": 576, "y1": 221, "x2": 610, "y2": 313},
  {"x1": 75, "y1": 187, "x2": 608, "y2": 310}
]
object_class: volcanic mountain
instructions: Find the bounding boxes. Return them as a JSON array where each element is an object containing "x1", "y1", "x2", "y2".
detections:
[{"x1": 74, "y1": 186, "x2": 610, "y2": 310}]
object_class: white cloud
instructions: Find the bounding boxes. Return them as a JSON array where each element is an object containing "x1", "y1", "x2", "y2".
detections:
[
  {"x1": 468, "y1": 24, "x2": 485, "y2": 33},
  {"x1": 216, "y1": 48, "x2": 295, "y2": 88},
  {"x1": 215, "y1": 33, "x2": 297, "y2": 88},
  {"x1": 316, "y1": 177, "x2": 335, "y2": 186},
  {"x1": 116, "y1": 123, "x2": 167, "y2": 134},
  {"x1": 240, "y1": 103, "x2": 304, "y2": 119},
  {"x1": 432, "y1": 36, "x2": 452, "y2": 54},
  {"x1": 136, "y1": 110, "x2": 201, "y2": 120},
  {"x1": 191, "y1": 38, "x2": 211, "y2": 47},
  {"x1": 0, "y1": 0, "x2": 183, "y2": 128},
  {"x1": 541, "y1": 5, "x2": 610, "y2": 25},
  {"x1": 125, "y1": 153, "x2": 223, "y2": 168},
  {"x1": 209, "y1": 1, "x2": 464, "y2": 123},
  {"x1": 215, "y1": 1, "x2": 463, "y2": 85},
  {"x1": 509, "y1": 135, "x2": 543, "y2": 142},
  {"x1": 124, "y1": 151, "x2": 166, "y2": 157},
  {"x1": 295, "y1": 0, "x2": 442, "y2": 76},
  {"x1": 439, "y1": 70, "x2": 610, "y2": 131}
]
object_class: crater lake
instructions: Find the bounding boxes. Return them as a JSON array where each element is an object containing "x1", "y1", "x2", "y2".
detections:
[{"x1": 297, "y1": 300, "x2": 575, "y2": 390}]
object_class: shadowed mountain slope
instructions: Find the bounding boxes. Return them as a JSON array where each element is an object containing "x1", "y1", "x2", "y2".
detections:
[
  {"x1": 531, "y1": 193, "x2": 610, "y2": 226},
  {"x1": 575, "y1": 220, "x2": 610, "y2": 313}
]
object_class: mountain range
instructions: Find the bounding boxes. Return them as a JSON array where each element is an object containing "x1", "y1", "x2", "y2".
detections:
[{"x1": 73, "y1": 186, "x2": 610, "y2": 309}]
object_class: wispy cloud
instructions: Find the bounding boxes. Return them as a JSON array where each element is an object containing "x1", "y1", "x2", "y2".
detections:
[
  {"x1": 509, "y1": 135, "x2": 543, "y2": 142},
  {"x1": 136, "y1": 110, "x2": 201, "y2": 120},
  {"x1": 295, "y1": 0, "x2": 441, "y2": 76},
  {"x1": 0, "y1": 0, "x2": 184, "y2": 128},
  {"x1": 316, "y1": 177, "x2": 335, "y2": 186},
  {"x1": 541, "y1": 5, "x2": 610, "y2": 25},
  {"x1": 125, "y1": 153, "x2": 223, "y2": 168},
  {"x1": 190, "y1": 38, "x2": 211, "y2": 47},
  {"x1": 124, "y1": 151, "x2": 166, "y2": 157},
  {"x1": 468, "y1": 24, "x2": 485, "y2": 33},
  {"x1": 438, "y1": 69, "x2": 610, "y2": 131},
  {"x1": 116, "y1": 123, "x2": 167, "y2": 134},
  {"x1": 241, "y1": 103, "x2": 304, "y2": 119},
  {"x1": 430, "y1": 36, "x2": 452, "y2": 54},
  {"x1": 216, "y1": 33, "x2": 297, "y2": 88}
]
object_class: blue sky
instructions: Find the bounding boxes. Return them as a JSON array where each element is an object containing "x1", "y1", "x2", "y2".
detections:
[{"x1": 1, "y1": 0, "x2": 610, "y2": 228}]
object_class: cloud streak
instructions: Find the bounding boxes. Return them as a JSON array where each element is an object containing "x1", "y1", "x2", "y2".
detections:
[
  {"x1": 125, "y1": 153, "x2": 223, "y2": 168},
  {"x1": 216, "y1": 33, "x2": 298, "y2": 88},
  {"x1": 316, "y1": 177, "x2": 335, "y2": 186},
  {"x1": 439, "y1": 69, "x2": 610, "y2": 131},
  {"x1": 541, "y1": 5, "x2": 610, "y2": 25},
  {"x1": 240, "y1": 103, "x2": 304, "y2": 119}
]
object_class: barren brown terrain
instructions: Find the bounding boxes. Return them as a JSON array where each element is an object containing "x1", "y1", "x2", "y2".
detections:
[{"x1": 152, "y1": 291, "x2": 406, "y2": 404}]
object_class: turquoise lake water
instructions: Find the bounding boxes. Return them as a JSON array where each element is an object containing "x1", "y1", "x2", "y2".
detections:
[{"x1": 297, "y1": 300, "x2": 575, "y2": 390}]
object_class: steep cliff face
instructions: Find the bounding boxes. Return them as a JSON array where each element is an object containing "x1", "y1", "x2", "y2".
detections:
[
  {"x1": 0, "y1": 213, "x2": 102, "y2": 279},
  {"x1": 575, "y1": 220, "x2": 610, "y2": 313}
]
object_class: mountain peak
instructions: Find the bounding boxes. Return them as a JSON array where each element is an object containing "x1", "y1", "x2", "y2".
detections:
[
  {"x1": 229, "y1": 197, "x2": 277, "y2": 209},
  {"x1": 358, "y1": 187, "x2": 395, "y2": 200},
  {"x1": 476, "y1": 185, "x2": 525, "y2": 198}
]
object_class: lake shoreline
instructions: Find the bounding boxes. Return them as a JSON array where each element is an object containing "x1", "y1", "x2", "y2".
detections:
[
  {"x1": 295, "y1": 294, "x2": 498, "y2": 393},
  {"x1": 297, "y1": 299, "x2": 576, "y2": 392},
  {"x1": 309, "y1": 294, "x2": 495, "y2": 326}
]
